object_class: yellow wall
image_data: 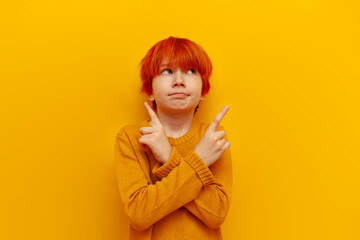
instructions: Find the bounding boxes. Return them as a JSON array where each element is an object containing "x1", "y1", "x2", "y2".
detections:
[{"x1": 1, "y1": 0, "x2": 359, "y2": 239}]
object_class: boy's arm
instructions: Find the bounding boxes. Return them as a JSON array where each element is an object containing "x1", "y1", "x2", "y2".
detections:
[
  {"x1": 184, "y1": 146, "x2": 232, "y2": 229},
  {"x1": 152, "y1": 127, "x2": 233, "y2": 229},
  {"x1": 115, "y1": 129, "x2": 215, "y2": 231}
]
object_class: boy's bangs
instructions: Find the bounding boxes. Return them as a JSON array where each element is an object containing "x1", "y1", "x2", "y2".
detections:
[{"x1": 156, "y1": 43, "x2": 200, "y2": 74}]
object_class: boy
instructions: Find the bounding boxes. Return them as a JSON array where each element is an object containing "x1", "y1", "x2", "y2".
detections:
[{"x1": 115, "y1": 36, "x2": 232, "y2": 239}]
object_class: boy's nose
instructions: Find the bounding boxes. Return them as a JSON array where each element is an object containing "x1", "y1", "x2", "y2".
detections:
[{"x1": 172, "y1": 71, "x2": 186, "y2": 87}]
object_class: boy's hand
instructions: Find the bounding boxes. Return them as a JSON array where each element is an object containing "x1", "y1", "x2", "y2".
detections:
[
  {"x1": 138, "y1": 102, "x2": 172, "y2": 164},
  {"x1": 194, "y1": 106, "x2": 231, "y2": 167}
]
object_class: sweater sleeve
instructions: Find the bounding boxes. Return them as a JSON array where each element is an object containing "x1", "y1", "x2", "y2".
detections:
[
  {"x1": 151, "y1": 126, "x2": 233, "y2": 229},
  {"x1": 114, "y1": 129, "x2": 215, "y2": 231},
  {"x1": 152, "y1": 147, "x2": 183, "y2": 178},
  {"x1": 184, "y1": 145, "x2": 232, "y2": 229}
]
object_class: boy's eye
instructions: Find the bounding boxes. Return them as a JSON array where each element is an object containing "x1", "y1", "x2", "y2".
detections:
[
  {"x1": 161, "y1": 69, "x2": 172, "y2": 74},
  {"x1": 160, "y1": 68, "x2": 196, "y2": 75}
]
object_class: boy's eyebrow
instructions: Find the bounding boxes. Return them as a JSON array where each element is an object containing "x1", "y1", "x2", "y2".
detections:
[{"x1": 159, "y1": 64, "x2": 170, "y2": 70}]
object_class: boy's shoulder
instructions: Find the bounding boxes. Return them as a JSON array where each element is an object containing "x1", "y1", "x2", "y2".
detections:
[{"x1": 116, "y1": 120, "x2": 148, "y2": 137}]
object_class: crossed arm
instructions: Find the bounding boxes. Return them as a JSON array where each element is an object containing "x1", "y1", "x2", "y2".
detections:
[
  {"x1": 115, "y1": 130, "x2": 232, "y2": 231},
  {"x1": 152, "y1": 134, "x2": 233, "y2": 229}
]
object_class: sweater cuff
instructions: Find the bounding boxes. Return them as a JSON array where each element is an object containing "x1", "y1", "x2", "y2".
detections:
[
  {"x1": 152, "y1": 148, "x2": 182, "y2": 178},
  {"x1": 184, "y1": 151, "x2": 215, "y2": 186}
]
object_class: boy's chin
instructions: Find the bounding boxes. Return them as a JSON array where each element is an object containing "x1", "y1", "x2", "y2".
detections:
[{"x1": 160, "y1": 105, "x2": 196, "y2": 114}]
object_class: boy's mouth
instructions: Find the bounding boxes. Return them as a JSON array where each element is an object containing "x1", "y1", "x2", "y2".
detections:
[
  {"x1": 169, "y1": 92, "x2": 189, "y2": 98},
  {"x1": 169, "y1": 92, "x2": 189, "y2": 96}
]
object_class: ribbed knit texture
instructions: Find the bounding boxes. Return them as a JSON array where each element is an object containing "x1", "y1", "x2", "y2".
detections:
[{"x1": 114, "y1": 116, "x2": 233, "y2": 240}]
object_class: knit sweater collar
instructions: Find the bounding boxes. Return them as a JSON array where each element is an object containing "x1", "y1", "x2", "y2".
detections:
[{"x1": 141, "y1": 116, "x2": 201, "y2": 146}]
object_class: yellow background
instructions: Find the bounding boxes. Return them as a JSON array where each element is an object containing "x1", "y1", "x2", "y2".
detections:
[{"x1": 1, "y1": 0, "x2": 359, "y2": 239}]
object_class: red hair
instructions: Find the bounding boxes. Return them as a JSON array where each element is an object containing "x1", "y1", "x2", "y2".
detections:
[{"x1": 138, "y1": 36, "x2": 212, "y2": 97}]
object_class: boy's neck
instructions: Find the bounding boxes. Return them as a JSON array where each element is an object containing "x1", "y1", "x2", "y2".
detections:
[{"x1": 153, "y1": 110, "x2": 194, "y2": 138}]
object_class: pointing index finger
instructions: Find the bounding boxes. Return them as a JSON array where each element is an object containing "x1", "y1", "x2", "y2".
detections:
[
  {"x1": 144, "y1": 102, "x2": 161, "y2": 125},
  {"x1": 209, "y1": 105, "x2": 229, "y2": 132}
]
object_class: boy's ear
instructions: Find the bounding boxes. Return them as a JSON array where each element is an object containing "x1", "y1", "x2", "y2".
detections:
[
  {"x1": 200, "y1": 94, "x2": 206, "y2": 101},
  {"x1": 148, "y1": 94, "x2": 155, "y2": 101}
]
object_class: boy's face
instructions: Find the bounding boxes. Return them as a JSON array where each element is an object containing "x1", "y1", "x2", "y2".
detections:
[{"x1": 149, "y1": 59, "x2": 205, "y2": 114}]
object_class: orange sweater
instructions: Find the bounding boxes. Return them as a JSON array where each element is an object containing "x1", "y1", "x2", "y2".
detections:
[{"x1": 114, "y1": 116, "x2": 233, "y2": 239}]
